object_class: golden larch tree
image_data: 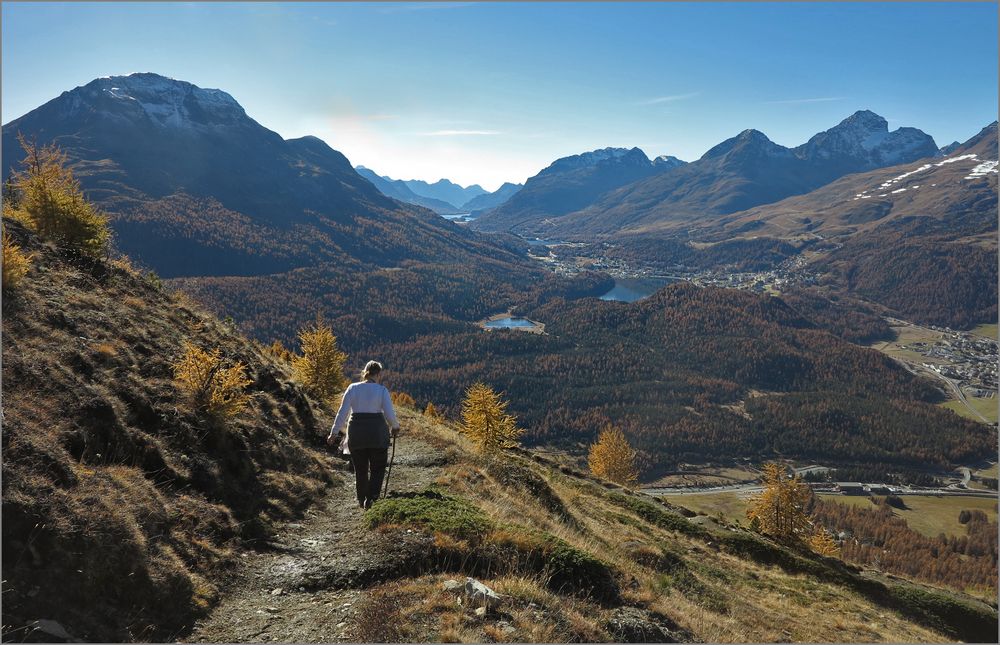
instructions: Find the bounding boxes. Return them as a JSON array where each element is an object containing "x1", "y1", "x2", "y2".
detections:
[
  {"x1": 588, "y1": 425, "x2": 639, "y2": 486},
  {"x1": 746, "y1": 462, "x2": 813, "y2": 540},
  {"x1": 6, "y1": 135, "x2": 110, "y2": 259},
  {"x1": 292, "y1": 318, "x2": 348, "y2": 403},
  {"x1": 808, "y1": 527, "x2": 841, "y2": 557},
  {"x1": 460, "y1": 382, "x2": 522, "y2": 453},
  {"x1": 424, "y1": 402, "x2": 442, "y2": 419}
]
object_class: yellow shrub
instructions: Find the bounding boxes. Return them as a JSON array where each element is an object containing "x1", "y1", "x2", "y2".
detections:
[
  {"x1": 391, "y1": 391, "x2": 416, "y2": 409},
  {"x1": 173, "y1": 343, "x2": 252, "y2": 420},
  {"x1": 424, "y1": 401, "x2": 443, "y2": 419},
  {"x1": 291, "y1": 319, "x2": 347, "y2": 403},
  {"x1": 2, "y1": 230, "x2": 32, "y2": 291}
]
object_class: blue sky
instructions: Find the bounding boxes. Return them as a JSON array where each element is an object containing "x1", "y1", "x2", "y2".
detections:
[{"x1": 3, "y1": 2, "x2": 997, "y2": 190}]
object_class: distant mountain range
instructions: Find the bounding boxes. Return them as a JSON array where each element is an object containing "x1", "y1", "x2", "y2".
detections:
[
  {"x1": 473, "y1": 111, "x2": 940, "y2": 238},
  {"x1": 354, "y1": 166, "x2": 521, "y2": 213},
  {"x1": 462, "y1": 181, "x2": 523, "y2": 213},
  {"x1": 355, "y1": 166, "x2": 462, "y2": 214}
]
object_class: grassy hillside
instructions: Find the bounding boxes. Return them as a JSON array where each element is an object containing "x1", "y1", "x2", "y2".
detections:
[{"x1": 2, "y1": 217, "x2": 339, "y2": 641}]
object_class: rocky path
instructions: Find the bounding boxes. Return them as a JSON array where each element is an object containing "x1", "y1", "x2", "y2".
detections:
[{"x1": 186, "y1": 437, "x2": 446, "y2": 643}]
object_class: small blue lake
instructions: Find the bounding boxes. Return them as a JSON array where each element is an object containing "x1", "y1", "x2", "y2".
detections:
[{"x1": 484, "y1": 317, "x2": 536, "y2": 329}]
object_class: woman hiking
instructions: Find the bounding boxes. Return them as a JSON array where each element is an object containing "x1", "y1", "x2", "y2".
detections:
[{"x1": 327, "y1": 361, "x2": 400, "y2": 509}]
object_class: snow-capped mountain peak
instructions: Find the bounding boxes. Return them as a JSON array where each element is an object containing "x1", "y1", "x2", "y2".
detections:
[
  {"x1": 68, "y1": 73, "x2": 249, "y2": 129},
  {"x1": 796, "y1": 110, "x2": 937, "y2": 167}
]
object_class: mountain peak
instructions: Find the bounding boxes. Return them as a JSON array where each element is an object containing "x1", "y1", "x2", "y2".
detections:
[
  {"x1": 797, "y1": 110, "x2": 936, "y2": 166},
  {"x1": 546, "y1": 147, "x2": 650, "y2": 173},
  {"x1": 838, "y1": 109, "x2": 889, "y2": 132},
  {"x1": 66, "y1": 72, "x2": 248, "y2": 129}
]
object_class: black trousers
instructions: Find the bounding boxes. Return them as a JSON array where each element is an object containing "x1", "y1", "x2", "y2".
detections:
[{"x1": 351, "y1": 447, "x2": 388, "y2": 504}]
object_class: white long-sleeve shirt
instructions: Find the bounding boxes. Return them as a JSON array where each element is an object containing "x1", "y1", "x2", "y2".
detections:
[{"x1": 330, "y1": 381, "x2": 400, "y2": 438}]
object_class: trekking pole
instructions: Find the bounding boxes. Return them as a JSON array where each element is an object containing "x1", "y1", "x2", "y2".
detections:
[{"x1": 382, "y1": 434, "x2": 397, "y2": 499}]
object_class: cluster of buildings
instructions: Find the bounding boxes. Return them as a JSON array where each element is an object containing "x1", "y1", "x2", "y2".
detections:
[{"x1": 907, "y1": 329, "x2": 998, "y2": 395}]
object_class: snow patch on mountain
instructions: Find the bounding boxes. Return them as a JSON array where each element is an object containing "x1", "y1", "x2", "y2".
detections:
[
  {"x1": 965, "y1": 160, "x2": 998, "y2": 180},
  {"x1": 851, "y1": 153, "x2": 993, "y2": 201},
  {"x1": 83, "y1": 73, "x2": 248, "y2": 129}
]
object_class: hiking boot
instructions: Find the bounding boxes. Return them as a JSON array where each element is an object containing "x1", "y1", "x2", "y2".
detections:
[{"x1": 363, "y1": 498, "x2": 374, "y2": 510}]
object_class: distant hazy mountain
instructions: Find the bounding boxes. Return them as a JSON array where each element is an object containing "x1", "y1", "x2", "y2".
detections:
[
  {"x1": 402, "y1": 177, "x2": 487, "y2": 209},
  {"x1": 355, "y1": 166, "x2": 461, "y2": 214},
  {"x1": 461, "y1": 181, "x2": 522, "y2": 212},
  {"x1": 476, "y1": 111, "x2": 938, "y2": 238},
  {"x1": 472, "y1": 147, "x2": 685, "y2": 232}
]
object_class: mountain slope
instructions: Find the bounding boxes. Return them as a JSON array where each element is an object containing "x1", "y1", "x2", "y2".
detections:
[
  {"x1": 355, "y1": 166, "x2": 461, "y2": 214},
  {"x1": 472, "y1": 147, "x2": 675, "y2": 233},
  {"x1": 1, "y1": 217, "x2": 337, "y2": 641},
  {"x1": 709, "y1": 121, "x2": 998, "y2": 242}
]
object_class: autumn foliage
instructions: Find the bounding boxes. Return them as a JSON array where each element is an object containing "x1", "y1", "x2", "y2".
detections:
[
  {"x1": 746, "y1": 462, "x2": 813, "y2": 540},
  {"x1": 2, "y1": 229, "x2": 31, "y2": 291},
  {"x1": 460, "y1": 382, "x2": 523, "y2": 453},
  {"x1": 4, "y1": 135, "x2": 110, "y2": 259},
  {"x1": 587, "y1": 425, "x2": 639, "y2": 486},
  {"x1": 291, "y1": 319, "x2": 348, "y2": 404},
  {"x1": 173, "y1": 343, "x2": 252, "y2": 420}
]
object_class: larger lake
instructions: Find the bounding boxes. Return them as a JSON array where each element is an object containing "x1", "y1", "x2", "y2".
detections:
[{"x1": 600, "y1": 277, "x2": 681, "y2": 303}]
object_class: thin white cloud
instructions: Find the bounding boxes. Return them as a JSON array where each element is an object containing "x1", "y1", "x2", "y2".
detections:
[
  {"x1": 765, "y1": 97, "x2": 846, "y2": 105},
  {"x1": 417, "y1": 129, "x2": 501, "y2": 137},
  {"x1": 637, "y1": 92, "x2": 701, "y2": 105}
]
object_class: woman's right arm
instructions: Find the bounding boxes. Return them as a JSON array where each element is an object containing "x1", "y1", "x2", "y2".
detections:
[{"x1": 327, "y1": 386, "x2": 354, "y2": 444}]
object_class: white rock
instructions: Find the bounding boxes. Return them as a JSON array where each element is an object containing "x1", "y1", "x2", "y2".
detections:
[
  {"x1": 31, "y1": 620, "x2": 75, "y2": 642},
  {"x1": 271, "y1": 588, "x2": 283, "y2": 596},
  {"x1": 464, "y1": 577, "x2": 502, "y2": 610}
]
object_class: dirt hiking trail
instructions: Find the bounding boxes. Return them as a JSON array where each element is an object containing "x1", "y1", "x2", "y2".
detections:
[{"x1": 186, "y1": 436, "x2": 446, "y2": 643}]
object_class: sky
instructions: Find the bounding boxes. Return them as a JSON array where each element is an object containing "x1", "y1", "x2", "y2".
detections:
[{"x1": 2, "y1": 2, "x2": 998, "y2": 191}]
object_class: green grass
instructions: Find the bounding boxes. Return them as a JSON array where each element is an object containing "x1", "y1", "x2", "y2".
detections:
[
  {"x1": 940, "y1": 396, "x2": 998, "y2": 424},
  {"x1": 974, "y1": 463, "x2": 998, "y2": 479},
  {"x1": 366, "y1": 488, "x2": 492, "y2": 540},
  {"x1": 659, "y1": 491, "x2": 750, "y2": 525},
  {"x1": 969, "y1": 323, "x2": 998, "y2": 340},
  {"x1": 817, "y1": 494, "x2": 998, "y2": 539}
]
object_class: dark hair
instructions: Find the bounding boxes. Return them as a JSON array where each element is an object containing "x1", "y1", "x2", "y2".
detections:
[{"x1": 362, "y1": 360, "x2": 383, "y2": 380}]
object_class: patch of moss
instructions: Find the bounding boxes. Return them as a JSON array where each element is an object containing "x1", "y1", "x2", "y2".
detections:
[
  {"x1": 607, "y1": 492, "x2": 709, "y2": 539},
  {"x1": 366, "y1": 488, "x2": 492, "y2": 541},
  {"x1": 886, "y1": 584, "x2": 998, "y2": 643}
]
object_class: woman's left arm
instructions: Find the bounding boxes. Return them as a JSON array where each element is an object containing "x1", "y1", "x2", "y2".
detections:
[{"x1": 382, "y1": 386, "x2": 400, "y2": 436}]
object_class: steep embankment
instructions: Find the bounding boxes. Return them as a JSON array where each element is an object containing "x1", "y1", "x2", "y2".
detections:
[
  {"x1": 2, "y1": 218, "x2": 339, "y2": 641},
  {"x1": 3, "y1": 218, "x2": 996, "y2": 643}
]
